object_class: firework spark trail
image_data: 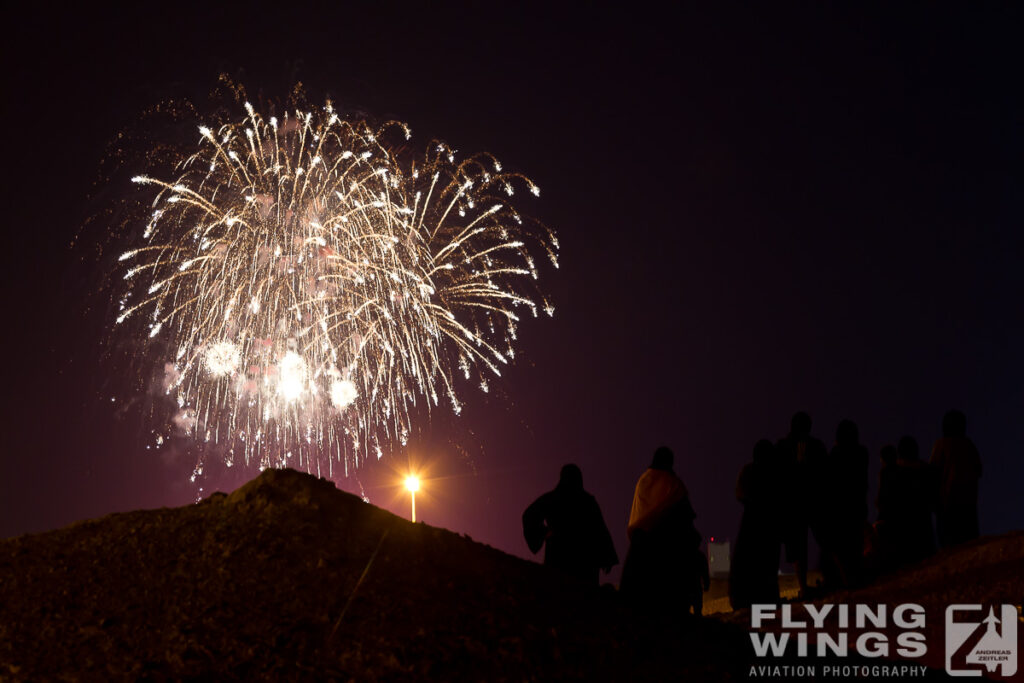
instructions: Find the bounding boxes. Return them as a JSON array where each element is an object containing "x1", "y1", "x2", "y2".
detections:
[{"x1": 115, "y1": 99, "x2": 558, "y2": 473}]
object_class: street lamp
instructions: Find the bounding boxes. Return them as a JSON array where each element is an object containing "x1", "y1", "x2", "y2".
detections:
[{"x1": 404, "y1": 474, "x2": 420, "y2": 522}]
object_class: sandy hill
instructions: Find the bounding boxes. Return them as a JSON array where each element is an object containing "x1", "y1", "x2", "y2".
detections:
[
  {"x1": 0, "y1": 468, "x2": 749, "y2": 681},
  {"x1": 4, "y1": 468, "x2": 1020, "y2": 681}
]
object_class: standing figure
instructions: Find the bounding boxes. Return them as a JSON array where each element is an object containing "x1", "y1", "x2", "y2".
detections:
[
  {"x1": 775, "y1": 412, "x2": 827, "y2": 598},
  {"x1": 522, "y1": 464, "x2": 619, "y2": 585},
  {"x1": 930, "y1": 410, "x2": 982, "y2": 548},
  {"x1": 894, "y1": 435, "x2": 937, "y2": 564},
  {"x1": 730, "y1": 439, "x2": 783, "y2": 610},
  {"x1": 820, "y1": 419, "x2": 868, "y2": 590},
  {"x1": 620, "y1": 447, "x2": 701, "y2": 612}
]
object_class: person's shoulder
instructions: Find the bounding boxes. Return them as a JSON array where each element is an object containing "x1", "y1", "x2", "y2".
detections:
[
  {"x1": 933, "y1": 436, "x2": 977, "y2": 460},
  {"x1": 665, "y1": 469, "x2": 687, "y2": 489},
  {"x1": 530, "y1": 489, "x2": 557, "y2": 506}
]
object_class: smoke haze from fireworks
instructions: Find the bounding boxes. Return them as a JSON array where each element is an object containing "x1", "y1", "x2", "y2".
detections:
[{"x1": 114, "y1": 97, "x2": 558, "y2": 475}]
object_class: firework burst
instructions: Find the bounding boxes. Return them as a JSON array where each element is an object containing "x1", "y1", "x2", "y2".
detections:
[{"x1": 114, "y1": 98, "x2": 557, "y2": 473}]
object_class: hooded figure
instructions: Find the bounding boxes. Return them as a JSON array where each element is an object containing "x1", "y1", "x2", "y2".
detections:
[
  {"x1": 620, "y1": 447, "x2": 702, "y2": 613},
  {"x1": 522, "y1": 464, "x2": 618, "y2": 585},
  {"x1": 627, "y1": 447, "x2": 689, "y2": 537}
]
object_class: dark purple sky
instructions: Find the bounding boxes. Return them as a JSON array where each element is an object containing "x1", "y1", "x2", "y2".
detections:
[{"x1": 4, "y1": 4, "x2": 1023, "y2": 582}]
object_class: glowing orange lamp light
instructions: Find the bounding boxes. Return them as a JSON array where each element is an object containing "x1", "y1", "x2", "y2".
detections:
[{"x1": 405, "y1": 475, "x2": 420, "y2": 522}]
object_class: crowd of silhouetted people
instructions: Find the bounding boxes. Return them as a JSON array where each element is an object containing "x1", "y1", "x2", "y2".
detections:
[
  {"x1": 729, "y1": 409, "x2": 982, "y2": 609},
  {"x1": 521, "y1": 409, "x2": 982, "y2": 615}
]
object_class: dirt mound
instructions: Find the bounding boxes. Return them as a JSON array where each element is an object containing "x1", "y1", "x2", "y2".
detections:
[{"x1": 0, "y1": 468, "x2": 749, "y2": 681}]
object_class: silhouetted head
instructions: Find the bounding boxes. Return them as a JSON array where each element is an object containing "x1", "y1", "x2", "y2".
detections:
[
  {"x1": 753, "y1": 439, "x2": 774, "y2": 464},
  {"x1": 557, "y1": 464, "x2": 583, "y2": 492},
  {"x1": 790, "y1": 411, "x2": 812, "y2": 438},
  {"x1": 651, "y1": 446, "x2": 674, "y2": 471},
  {"x1": 880, "y1": 445, "x2": 897, "y2": 467},
  {"x1": 836, "y1": 419, "x2": 859, "y2": 446},
  {"x1": 688, "y1": 525, "x2": 702, "y2": 549},
  {"x1": 942, "y1": 410, "x2": 967, "y2": 438},
  {"x1": 897, "y1": 435, "x2": 919, "y2": 461}
]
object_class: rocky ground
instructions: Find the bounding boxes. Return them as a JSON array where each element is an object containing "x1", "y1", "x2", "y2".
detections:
[
  {"x1": 1, "y1": 468, "x2": 1020, "y2": 681},
  {"x1": 0, "y1": 469, "x2": 749, "y2": 681}
]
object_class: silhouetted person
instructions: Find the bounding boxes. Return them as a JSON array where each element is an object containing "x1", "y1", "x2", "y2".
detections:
[
  {"x1": 730, "y1": 439, "x2": 782, "y2": 610},
  {"x1": 872, "y1": 444, "x2": 900, "y2": 569},
  {"x1": 689, "y1": 530, "x2": 711, "y2": 616},
  {"x1": 522, "y1": 464, "x2": 618, "y2": 585},
  {"x1": 930, "y1": 410, "x2": 982, "y2": 548},
  {"x1": 893, "y1": 435, "x2": 937, "y2": 564},
  {"x1": 620, "y1": 447, "x2": 700, "y2": 612},
  {"x1": 818, "y1": 419, "x2": 869, "y2": 590},
  {"x1": 775, "y1": 412, "x2": 827, "y2": 597}
]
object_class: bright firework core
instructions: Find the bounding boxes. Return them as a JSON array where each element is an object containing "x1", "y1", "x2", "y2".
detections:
[
  {"x1": 330, "y1": 379, "x2": 358, "y2": 410},
  {"x1": 204, "y1": 341, "x2": 241, "y2": 377},
  {"x1": 277, "y1": 351, "x2": 309, "y2": 403},
  {"x1": 115, "y1": 98, "x2": 558, "y2": 473}
]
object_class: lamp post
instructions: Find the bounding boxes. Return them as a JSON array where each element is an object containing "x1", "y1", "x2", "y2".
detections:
[{"x1": 404, "y1": 475, "x2": 420, "y2": 522}]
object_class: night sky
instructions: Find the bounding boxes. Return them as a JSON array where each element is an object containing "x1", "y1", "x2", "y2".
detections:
[{"x1": 4, "y1": 4, "x2": 1023, "y2": 583}]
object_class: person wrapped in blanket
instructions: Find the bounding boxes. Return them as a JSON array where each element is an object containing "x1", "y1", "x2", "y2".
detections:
[{"x1": 620, "y1": 446, "x2": 707, "y2": 615}]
